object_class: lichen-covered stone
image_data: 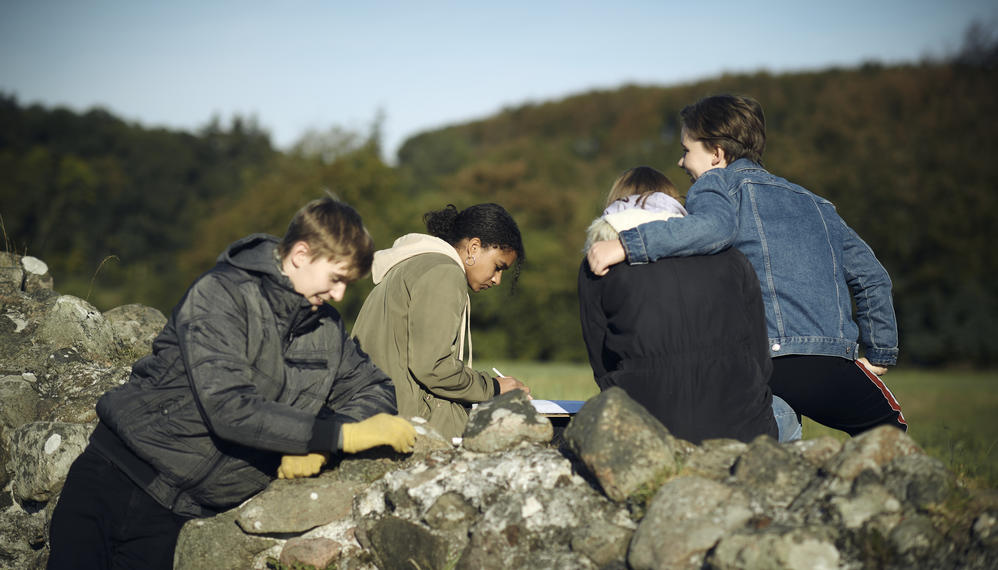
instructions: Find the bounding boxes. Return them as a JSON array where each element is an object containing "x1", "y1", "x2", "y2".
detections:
[
  {"x1": 10, "y1": 421, "x2": 93, "y2": 504},
  {"x1": 824, "y1": 425, "x2": 922, "y2": 481},
  {"x1": 236, "y1": 476, "x2": 365, "y2": 534},
  {"x1": 174, "y1": 508, "x2": 281, "y2": 570},
  {"x1": 629, "y1": 475, "x2": 753, "y2": 570},
  {"x1": 37, "y1": 295, "x2": 117, "y2": 362},
  {"x1": 103, "y1": 303, "x2": 166, "y2": 361},
  {"x1": 708, "y1": 525, "x2": 842, "y2": 570},
  {"x1": 563, "y1": 387, "x2": 680, "y2": 503},
  {"x1": 462, "y1": 389, "x2": 552, "y2": 452}
]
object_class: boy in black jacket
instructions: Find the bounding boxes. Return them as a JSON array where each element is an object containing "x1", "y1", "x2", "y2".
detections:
[{"x1": 49, "y1": 196, "x2": 414, "y2": 570}]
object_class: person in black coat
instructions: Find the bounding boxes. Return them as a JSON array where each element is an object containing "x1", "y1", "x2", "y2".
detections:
[
  {"x1": 578, "y1": 167, "x2": 783, "y2": 444},
  {"x1": 48, "y1": 197, "x2": 416, "y2": 570}
]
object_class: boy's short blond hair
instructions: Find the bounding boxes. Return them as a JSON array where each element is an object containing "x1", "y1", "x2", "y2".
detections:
[{"x1": 277, "y1": 196, "x2": 374, "y2": 280}]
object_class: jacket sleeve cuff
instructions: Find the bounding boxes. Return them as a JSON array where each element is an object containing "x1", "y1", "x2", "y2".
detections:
[
  {"x1": 619, "y1": 228, "x2": 649, "y2": 264},
  {"x1": 309, "y1": 417, "x2": 343, "y2": 452},
  {"x1": 864, "y1": 347, "x2": 898, "y2": 366}
]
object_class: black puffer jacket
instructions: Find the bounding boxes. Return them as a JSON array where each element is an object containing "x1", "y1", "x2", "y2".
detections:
[
  {"x1": 578, "y1": 246, "x2": 777, "y2": 444},
  {"x1": 95, "y1": 234, "x2": 396, "y2": 517}
]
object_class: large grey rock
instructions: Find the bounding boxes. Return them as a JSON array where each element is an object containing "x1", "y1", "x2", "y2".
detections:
[
  {"x1": 731, "y1": 435, "x2": 816, "y2": 509},
  {"x1": 563, "y1": 387, "x2": 680, "y2": 503},
  {"x1": 628, "y1": 475, "x2": 754, "y2": 570},
  {"x1": 36, "y1": 295, "x2": 117, "y2": 362},
  {"x1": 174, "y1": 508, "x2": 281, "y2": 570},
  {"x1": 680, "y1": 438, "x2": 747, "y2": 481},
  {"x1": 708, "y1": 525, "x2": 842, "y2": 570},
  {"x1": 824, "y1": 425, "x2": 922, "y2": 481},
  {"x1": 236, "y1": 476, "x2": 365, "y2": 534},
  {"x1": 366, "y1": 517, "x2": 448, "y2": 570},
  {"x1": 569, "y1": 518, "x2": 634, "y2": 569},
  {"x1": 788, "y1": 435, "x2": 843, "y2": 467},
  {"x1": 279, "y1": 536, "x2": 346, "y2": 570},
  {"x1": 10, "y1": 422, "x2": 93, "y2": 504},
  {"x1": 462, "y1": 389, "x2": 552, "y2": 452},
  {"x1": 882, "y1": 452, "x2": 954, "y2": 509},
  {"x1": 103, "y1": 303, "x2": 166, "y2": 361}
]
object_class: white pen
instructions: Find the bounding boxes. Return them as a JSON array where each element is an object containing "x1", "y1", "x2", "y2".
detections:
[{"x1": 492, "y1": 367, "x2": 506, "y2": 377}]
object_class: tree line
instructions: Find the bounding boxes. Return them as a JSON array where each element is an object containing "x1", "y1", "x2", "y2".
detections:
[{"x1": 2, "y1": 53, "x2": 996, "y2": 367}]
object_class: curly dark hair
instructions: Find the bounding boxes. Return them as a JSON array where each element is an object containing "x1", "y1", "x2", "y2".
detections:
[{"x1": 423, "y1": 203, "x2": 525, "y2": 289}]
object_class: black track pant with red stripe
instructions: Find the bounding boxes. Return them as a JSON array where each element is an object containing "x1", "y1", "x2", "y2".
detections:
[{"x1": 769, "y1": 354, "x2": 907, "y2": 436}]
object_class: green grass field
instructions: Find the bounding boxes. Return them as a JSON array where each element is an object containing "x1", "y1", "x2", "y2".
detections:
[{"x1": 478, "y1": 361, "x2": 998, "y2": 488}]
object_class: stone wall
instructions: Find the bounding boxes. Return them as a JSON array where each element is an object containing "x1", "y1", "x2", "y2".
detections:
[{"x1": 1, "y1": 252, "x2": 995, "y2": 570}]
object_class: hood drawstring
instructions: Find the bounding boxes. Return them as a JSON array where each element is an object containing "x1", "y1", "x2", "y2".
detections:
[{"x1": 457, "y1": 294, "x2": 472, "y2": 367}]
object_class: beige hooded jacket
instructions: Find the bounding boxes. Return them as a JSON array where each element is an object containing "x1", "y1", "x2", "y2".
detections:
[{"x1": 351, "y1": 233, "x2": 496, "y2": 439}]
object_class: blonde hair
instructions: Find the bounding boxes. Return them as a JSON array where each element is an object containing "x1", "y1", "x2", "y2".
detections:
[
  {"x1": 605, "y1": 166, "x2": 682, "y2": 209},
  {"x1": 277, "y1": 196, "x2": 374, "y2": 280}
]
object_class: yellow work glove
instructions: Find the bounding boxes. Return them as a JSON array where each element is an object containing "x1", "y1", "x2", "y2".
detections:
[
  {"x1": 277, "y1": 452, "x2": 329, "y2": 479},
  {"x1": 341, "y1": 413, "x2": 416, "y2": 454}
]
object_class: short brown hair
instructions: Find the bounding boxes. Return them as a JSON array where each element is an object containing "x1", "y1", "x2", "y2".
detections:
[
  {"x1": 605, "y1": 166, "x2": 681, "y2": 208},
  {"x1": 277, "y1": 196, "x2": 374, "y2": 280},
  {"x1": 679, "y1": 94, "x2": 766, "y2": 164}
]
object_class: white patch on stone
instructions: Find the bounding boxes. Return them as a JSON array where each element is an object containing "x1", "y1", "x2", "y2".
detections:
[
  {"x1": 44, "y1": 434, "x2": 62, "y2": 454},
  {"x1": 414, "y1": 426, "x2": 427, "y2": 435},
  {"x1": 310, "y1": 492, "x2": 319, "y2": 500},
  {"x1": 7, "y1": 315, "x2": 28, "y2": 333},
  {"x1": 521, "y1": 496, "x2": 543, "y2": 518},
  {"x1": 253, "y1": 521, "x2": 262, "y2": 530},
  {"x1": 410, "y1": 416, "x2": 427, "y2": 424},
  {"x1": 21, "y1": 373, "x2": 37, "y2": 382},
  {"x1": 21, "y1": 256, "x2": 49, "y2": 275},
  {"x1": 492, "y1": 408, "x2": 512, "y2": 420}
]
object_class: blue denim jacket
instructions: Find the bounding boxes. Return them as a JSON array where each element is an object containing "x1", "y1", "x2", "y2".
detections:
[{"x1": 618, "y1": 159, "x2": 899, "y2": 365}]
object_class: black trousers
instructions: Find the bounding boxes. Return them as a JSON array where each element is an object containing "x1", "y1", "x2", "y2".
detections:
[
  {"x1": 769, "y1": 354, "x2": 907, "y2": 436},
  {"x1": 47, "y1": 445, "x2": 191, "y2": 570}
]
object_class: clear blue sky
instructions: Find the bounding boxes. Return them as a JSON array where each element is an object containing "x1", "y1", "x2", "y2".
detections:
[{"x1": 1, "y1": 0, "x2": 994, "y2": 160}]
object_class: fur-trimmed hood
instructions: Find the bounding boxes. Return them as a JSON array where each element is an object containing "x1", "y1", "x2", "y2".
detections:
[{"x1": 583, "y1": 193, "x2": 686, "y2": 252}]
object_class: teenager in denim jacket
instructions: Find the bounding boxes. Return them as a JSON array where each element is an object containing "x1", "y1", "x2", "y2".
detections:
[
  {"x1": 579, "y1": 167, "x2": 800, "y2": 444},
  {"x1": 587, "y1": 95, "x2": 906, "y2": 436}
]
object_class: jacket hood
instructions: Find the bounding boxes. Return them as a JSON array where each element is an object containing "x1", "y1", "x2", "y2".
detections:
[
  {"x1": 217, "y1": 233, "x2": 283, "y2": 277},
  {"x1": 371, "y1": 233, "x2": 464, "y2": 284}
]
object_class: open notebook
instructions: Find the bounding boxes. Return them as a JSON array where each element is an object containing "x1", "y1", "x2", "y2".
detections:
[{"x1": 530, "y1": 400, "x2": 585, "y2": 416}]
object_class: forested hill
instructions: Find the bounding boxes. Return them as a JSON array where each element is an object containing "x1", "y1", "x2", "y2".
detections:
[{"x1": 2, "y1": 57, "x2": 996, "y2": 366}]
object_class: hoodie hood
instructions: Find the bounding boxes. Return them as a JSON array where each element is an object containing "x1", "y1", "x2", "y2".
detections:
[
  {"x1": 371, "y1": 233, "x2": 464, "y2": 284},
  {"x1": 217, "y1": 233, "x2": 283, "y2": 277},
  {"x1": 217, "y1": 233, "x2": 318, "y2": 321},
  {"x1": 583, "y1": 194, "x2": 686, "y2": 253},
  {"x1": 603, "y1": 192, "x2": 688, "y2": 217}
]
